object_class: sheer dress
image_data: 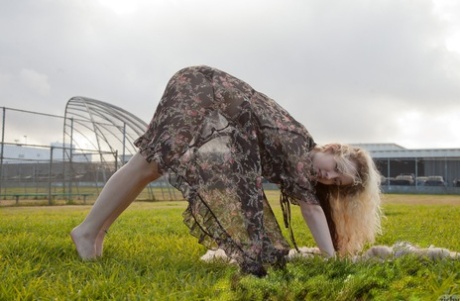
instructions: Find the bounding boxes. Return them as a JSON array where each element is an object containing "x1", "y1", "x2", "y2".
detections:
[{"x1": 134, "y1": 66, "x2": 319, "y2": 275}]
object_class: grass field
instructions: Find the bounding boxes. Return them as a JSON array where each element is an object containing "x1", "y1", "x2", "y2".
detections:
[{"x1": 1, "y1": 194, "x2": 459, "y2": 300}]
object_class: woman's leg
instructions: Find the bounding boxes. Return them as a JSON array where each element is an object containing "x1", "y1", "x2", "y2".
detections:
[
  {"x1": 93, "y1": 194, "x2": 138, "y2": 257},
  {"x1": 93, "y1": 200, "x2": 132, "y2": 257},
  {"x1": 70, "y1": 152, "x2": 161, "y2": 259}
]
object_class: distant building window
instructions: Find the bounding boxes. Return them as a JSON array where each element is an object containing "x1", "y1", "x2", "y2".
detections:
[{"x1": 18, "y1": 154, "x2": 24, "y2": 158}]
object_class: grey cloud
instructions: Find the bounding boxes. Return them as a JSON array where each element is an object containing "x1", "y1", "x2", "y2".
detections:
[{"x1": 1, "y1": 0, "x2": 459, "y2": 148}]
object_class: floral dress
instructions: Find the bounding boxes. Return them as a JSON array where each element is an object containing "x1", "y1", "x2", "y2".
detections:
[{"x1": 134, "y1": 66, "x2": 319, "y2": 276}]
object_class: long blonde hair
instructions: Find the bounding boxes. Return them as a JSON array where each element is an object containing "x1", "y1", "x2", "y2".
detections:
[{"x1": 315, "y1": 144, "x2": 383, "y2": 256}]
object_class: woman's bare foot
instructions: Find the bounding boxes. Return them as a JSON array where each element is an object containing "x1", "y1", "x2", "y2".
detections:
[{"x1": 70, "y1": 226, "x2": 97, "y2": 260}]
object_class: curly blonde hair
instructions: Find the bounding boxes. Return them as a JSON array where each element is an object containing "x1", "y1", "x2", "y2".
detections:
[{"x1": 314, "y1": 144, "x2": 383, "y2": 256}]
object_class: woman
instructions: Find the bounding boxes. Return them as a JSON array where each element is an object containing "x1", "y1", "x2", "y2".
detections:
[{"x1": 71, "y1": 66, "x2": 382, "y2": 276}]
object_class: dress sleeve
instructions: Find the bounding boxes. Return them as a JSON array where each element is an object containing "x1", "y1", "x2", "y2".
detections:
[{"x1": 260, "y1": 125, "x2": 320, "y2": 206}]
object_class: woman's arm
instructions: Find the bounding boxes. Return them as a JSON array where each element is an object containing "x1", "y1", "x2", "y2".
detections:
[{"x1": 298, "y1": 201, "x2": 335, "y2": 257}]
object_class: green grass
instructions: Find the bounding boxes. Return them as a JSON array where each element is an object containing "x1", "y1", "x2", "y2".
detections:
[{"x1": 1, "y1": 195, "x2": 459, "y2": 300}]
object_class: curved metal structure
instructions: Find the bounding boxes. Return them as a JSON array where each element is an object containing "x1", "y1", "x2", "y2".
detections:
[
  {"x1": 62, "y1": 96, "x2": 179, "y2": 200},
  {"x1": 64, "y1": 96, "x2": 148, "y2": 164}
]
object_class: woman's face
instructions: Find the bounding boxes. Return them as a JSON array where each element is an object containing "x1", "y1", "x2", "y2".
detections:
[{"x1": 311, "y1": 151, "x2": 355, "y2": 186}]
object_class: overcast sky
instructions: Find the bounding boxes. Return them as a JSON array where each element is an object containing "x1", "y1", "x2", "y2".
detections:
[{"x1": 1, "y1": 0, "x2": 460, "y2": 149}]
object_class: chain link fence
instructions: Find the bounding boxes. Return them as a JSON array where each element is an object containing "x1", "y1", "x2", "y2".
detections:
[
  {"x1": 0, "y1": 106, "x2": 181, "y2": 205},
  {"x1": 2, "y1": 105, "x2": 460, "y2": 205}
]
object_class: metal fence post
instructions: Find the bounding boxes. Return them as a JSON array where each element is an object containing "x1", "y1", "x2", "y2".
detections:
[
  {"x1": 122, "y1": 122, "x2": 126, "y2": 165},
  {"x1": 0, "y1": 107, "x2": 5, "y2": 195},
  {"x1": 48, "y1": 146, "x2": 54, "y2": 205},
  {"x1": 115, "y1": 150, "x2": 118, "y2": 171},
  {"x1": 68, "y1": 118, "x2": 74, "y2": 197},
  {"x1": 387, "y1": 157, "x2": 390, "y2": 188}
]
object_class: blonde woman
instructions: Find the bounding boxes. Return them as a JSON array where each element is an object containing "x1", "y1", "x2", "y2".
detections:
[
  {"x1": 71, "y1": 66, "x2": 382, "y2": 277},
  {"x1": 309, "y1": 144, "x2": 382, "y2": 256}
]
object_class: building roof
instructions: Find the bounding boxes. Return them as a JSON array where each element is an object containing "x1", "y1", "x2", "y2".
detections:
[{"x1": 353, "y1": 143, "x2": 460, "y2": 159}]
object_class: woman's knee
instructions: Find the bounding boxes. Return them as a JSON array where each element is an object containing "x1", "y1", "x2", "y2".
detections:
[{"x1": 127, "y1": 153, "x2": 162, "y2": 182}]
